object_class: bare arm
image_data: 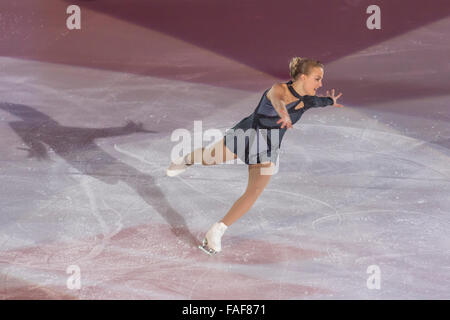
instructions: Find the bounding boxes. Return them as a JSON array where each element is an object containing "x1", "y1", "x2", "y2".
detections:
[
  {"x1": 267, "y1": 84, "x2": 288, "y2": 117},
  {"x1": 266, "y1": 83, "x2": 293, "y2": 129}
]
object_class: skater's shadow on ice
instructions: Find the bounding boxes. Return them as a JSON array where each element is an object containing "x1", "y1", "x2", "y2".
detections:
[{"x1": 0, "y1": 102, "x2": 198, "y2": 246}]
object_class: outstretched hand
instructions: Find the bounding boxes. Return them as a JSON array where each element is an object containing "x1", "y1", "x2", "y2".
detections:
[
  {"x1": 124, "y1": 120, "x2": 157, "y2": 133},
  {"x1": 276, "y1": 109, "x2": 293, "y2": 129},
  {"x1": 326, "y1": 89, "x2": 344, "y2": 108}
]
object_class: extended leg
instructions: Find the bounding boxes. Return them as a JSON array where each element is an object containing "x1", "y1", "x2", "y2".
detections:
[
  {"x1": 167, "y1": 137, "x2": 237, "y2": 177},
  {"x1": 185, "y1": 137, "x2": 237, "y2": 166}
]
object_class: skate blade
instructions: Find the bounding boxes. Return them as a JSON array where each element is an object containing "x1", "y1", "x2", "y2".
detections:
[
  {"x1": 198, "y1": 239, "x2": 217, "y2": 255},
  {"x1": 166, "y1": 161, "x2": 193, "y2": 177},
  {"x1": 166, "y1": 168, "x2": 186, "y2": 177}
]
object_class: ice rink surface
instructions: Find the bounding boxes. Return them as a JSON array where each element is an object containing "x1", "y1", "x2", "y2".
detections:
[{"x1": 0, "y1": 1, "x2": 449, "y2": 299}]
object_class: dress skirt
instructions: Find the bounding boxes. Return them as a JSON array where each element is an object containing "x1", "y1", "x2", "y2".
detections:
[{"x1": 223, "y1": 113, "x2": 283, "y2": 165}]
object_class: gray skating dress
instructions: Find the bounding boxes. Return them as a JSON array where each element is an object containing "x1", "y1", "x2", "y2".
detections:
[{"x1": 223, "y1": 80, "x2": 334, "y2": 165}]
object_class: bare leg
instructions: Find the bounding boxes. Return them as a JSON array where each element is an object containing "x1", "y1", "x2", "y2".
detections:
[
  {"x1": 185, "y1": 137, "x2": 237, "y2": 165},
  {"x1": 220, "y1": 162, "x2": 274, "y2": 226}
]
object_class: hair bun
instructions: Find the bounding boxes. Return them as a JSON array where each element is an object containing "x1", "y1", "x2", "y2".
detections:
[{"x1": 289, "y1": 57, "x2": 323, "y2": 81}]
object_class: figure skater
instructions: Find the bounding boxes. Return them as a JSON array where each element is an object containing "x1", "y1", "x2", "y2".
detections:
[{"x1": 166, "y1": 57, "x2": 344, "y2": 255}]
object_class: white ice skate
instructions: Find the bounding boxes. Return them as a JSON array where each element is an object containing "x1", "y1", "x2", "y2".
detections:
[
  {"x1": 166, "y1": 154, "x2": 193, "y2": 177},
  {"x1": 198, "y1": 222, "x2": 228, "y2": 255}
]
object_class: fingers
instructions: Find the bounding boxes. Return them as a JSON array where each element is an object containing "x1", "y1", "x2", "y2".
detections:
[
  {"x1": 326, "y1": 89, "x2": 343, "y2": 104},
  {"x1": 284, "y1": 122, "x2": 292, "y2": 129},
  {"x1": 277, "y1": 119, "x2": 285, "y2": 129},
  {"x1": 277, "y1": 116, "x2": 293, "y2": 128},
  {"x1": 277, "y1": 120, "x2": 292, "y2": 129}
]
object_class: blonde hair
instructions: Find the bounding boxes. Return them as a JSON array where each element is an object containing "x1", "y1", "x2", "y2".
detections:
[{"x1": 289, "y1": 57, "x2": 324, "y2": 81}]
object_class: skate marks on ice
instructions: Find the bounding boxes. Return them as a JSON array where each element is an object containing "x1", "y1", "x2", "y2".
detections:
[
  {"x1": 114, "y1": 142, "x2": 231, "y2": 211},
  {"x1": 276, "y1": 205, "x2": 450, "y2": 298},
  {"x1": 279, "y1": 123, "x2": 450, "y2": 227},
  {"x1": 0, "y1": 272, "x2": 76, "y2": 300},
  {"x1": 0, "y1": 102, "x2": 198, "y2": 246},
  {"x1": 113, "y1": 143, "x2": 165, "y2": 175},
  {"x1": 263, "y1": 188, "x2": 342, "y2": 231},
  {"x1": 0, "y1": 222, "x2": 328, "y2": 299},
  {"x1": 288, "y1": 123, "x2": 450, "y2": 174}
]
